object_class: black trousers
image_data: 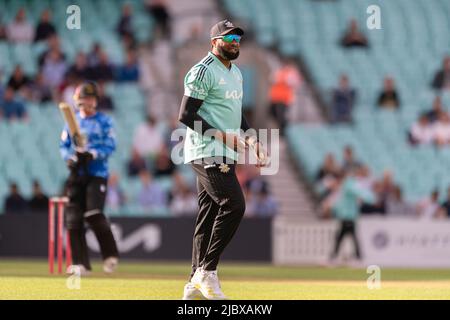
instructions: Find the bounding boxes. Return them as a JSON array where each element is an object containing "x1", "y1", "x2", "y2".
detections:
[
  {"x1": 331, "y1": 220, "x2": 361, "y2": 259},
  {"x1": 65, "y1": 175, "x2": 119, "y2": 270},
  {"x1": 190, "y1": 161, "x2": 246, "y2": 278}
]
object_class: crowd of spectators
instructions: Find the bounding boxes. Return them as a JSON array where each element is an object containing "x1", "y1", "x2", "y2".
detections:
[
  {"x1": 316, "y1": 146, "x2": 450, "y2": 219},
  {"x1": 0, "y1": 6, "x2": 140, "y2": 122},
  {"x1": 409, "y1": 96, "x2": 450, "y2": 146},
  {"x1": 1, "y1": 5, "x2": 278, "y2": 218},
  {"x1": 3, "y1": 181, "x2": 49, "y2": 214}
]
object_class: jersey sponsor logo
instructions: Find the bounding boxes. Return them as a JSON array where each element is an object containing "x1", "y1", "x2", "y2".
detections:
[
  {"x1": 225, "y1": 90, "x2": 243, "y2": 99},
  {"x1": 219, "y1": 78, "x2": 227, "y2": 85}
]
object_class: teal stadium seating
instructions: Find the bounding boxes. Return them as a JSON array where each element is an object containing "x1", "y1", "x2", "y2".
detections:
[{"x1": 224, "y1": 0, "x2": 450, "y2": 203}]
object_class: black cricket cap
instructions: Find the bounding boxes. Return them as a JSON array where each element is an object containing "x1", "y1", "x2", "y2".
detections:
[{"x1": 210, "y1": 19, "x2": 244, "y2": 38}]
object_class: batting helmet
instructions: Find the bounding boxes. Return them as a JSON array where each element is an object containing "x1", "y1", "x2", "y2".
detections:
[{"x1": 73, "y1": 81, "x2": 99, "y2": 101}]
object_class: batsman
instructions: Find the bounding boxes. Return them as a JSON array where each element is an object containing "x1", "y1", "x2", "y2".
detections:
[{"x1": 59, "y1": 81, "x2": 119, "y2": 274}]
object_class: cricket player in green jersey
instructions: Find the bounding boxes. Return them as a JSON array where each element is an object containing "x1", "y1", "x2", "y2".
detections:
[{"x1": 178, "y1": 20, "x2": 268, "y2": 300}]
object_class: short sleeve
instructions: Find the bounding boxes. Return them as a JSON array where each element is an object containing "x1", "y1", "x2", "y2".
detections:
[{"x1": 184, "y1": 64, "x2": 212, "y2": 100}]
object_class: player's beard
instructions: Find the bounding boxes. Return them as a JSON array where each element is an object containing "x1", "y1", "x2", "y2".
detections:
[{"x1": 217, "y1": 44, "x2": 240, "y2": 61}]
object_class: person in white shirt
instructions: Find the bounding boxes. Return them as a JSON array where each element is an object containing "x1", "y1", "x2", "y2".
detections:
[
  {"x1": 416, "y1": 190, "x2": 440, "y2": 219},
  {"x1": 432, "y1": 112, "x2": 450, "y2": 146},
  {"x1": 6, "y1": 8, "x2": 34, "y2": 43},
  {"x1": 410, "y1": 115, "x2": 434, "y2": 145},
  {"x1": 132, "y1": 115, "x2": 164, "y2": 160}
]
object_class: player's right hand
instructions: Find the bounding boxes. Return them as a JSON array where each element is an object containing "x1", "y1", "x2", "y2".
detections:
[{"x1": 214, "y1": 131, "x2": 247, "y2": 153}]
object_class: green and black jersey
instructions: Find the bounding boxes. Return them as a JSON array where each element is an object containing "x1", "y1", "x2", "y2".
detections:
[{"x1": 183, "y1": 51, "x2": 244, "y2": 163}]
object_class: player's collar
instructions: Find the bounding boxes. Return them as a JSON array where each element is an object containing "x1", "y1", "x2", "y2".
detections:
[{"x1": 208, "y1": 51, "x2": 233, "y2": 72}]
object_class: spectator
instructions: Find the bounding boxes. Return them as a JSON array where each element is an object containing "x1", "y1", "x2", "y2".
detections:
[
  {"x1": 379, "y1": 170, "x2": 397, "y2": 202},
  {"x1": 431, "y1": 55, "x2": 450, "y2": 90},
  {"x1": 96, "y1": 82, "x2": 114, "y2": 111},
  {"x1": 146, "y1": 0, "x2": 171, "y2": 39},
  {"x1": 132, "y1": 115, "x2": 164, "y2": 160},
  {"x1": 316, "y1": 153, "x2": 341, "y2": 182},
  {"x1": 90, "y1": 50, "x2": 114, "y2": 82},
  {"x1": 0, "y1": 19, "x2": 7, "y2": 40},
  {"x1": 42, "y1": 50, "x2": 67, "y2": 88},
  {"x1": 331, "y1": 74, "x2": 356, "y2": 123},
  {"x1": 423, "y1": 96, "x2": 445, "y2": 123},
  {"x1": 6, "y1": 8, "x2": 34, "y2": 43},
  {"x1": 244, "y1": 166, "x2": 269, "y2": 196},
  {"x1": 438, "y1": 186, "x2": 450, "y2": 218},
  {"x1": 115, "y1": 50, "x2": 140, "y2": 82},
  {"x1": 354, "y1": 165, "x2": 375, "y2": 190},
  {"x1": 248, "y1": 185, "x2": 278, "y2": 217},
  {"x1": 342, "y1": 146, "x2": 361, "y2": 173},
  {"x1": 106, "y1": 173, "x2": 126, "y2": 210},
  {"x1": 386, "y1": 185, "x2": 415, "y2": 216},
  {"x1": 409, "y1": 114, "x2": 433, "y2": 145},
  {"x1": 377, "y1": 76, "x2": 400, "y2": 109},
  {"x1": 154, "y1": 146, "x2": 176, "y2": 177},
  {"x1": 170, "y1": 186, "x2": 197, "y2": 216},
  {"x1": 169, "y1": 174, "x2": 197, "y2": 216},
  {"x1": 7, "y1": 65, "x2": 30, "y2": 92},
  {"x1": 66, "y1": 52, "x2": 89, "y2": 80},
  {"x1": 137, "y1": 171, "x2": 168, "y2": 209},
  {"x1": 360, "y1": 181, "x2": 386, "y2": 215},
  {"x1": 268, "y1": 59, "x2": 302, "y2": 136},
  {"x1": 28, "y1": 180, "x2": 49, "y2": 214},
  {"x1": 28, "y1": 71, "x2": 52, "y2": 103},
  {"x1": 417, "y1": 190, "x2": 440, "y2": 219},
  {"x1": 34, "y1": 9, "x2": 56, "y2": 42},
  {"x1": 0, "y1": 86, "x2": 27, "y2": 121},
  {"x1": 127, "y1": 148, "x2": 148, "y2": 177},
  {"x1": 121, "y1": 32, "x2": 137, "y2": 51},
  {"x1": 4, "y1": 182, "x2": 28, "y2": 214},
  {"x1": 87, "y1": 43, "x2": 102, "y2": 67},
  {"x1": 38, "y1": 34, "x2": 66, "y2": 67},
  {"x1": 0, "y1": 71, "x2": 5, "y2": 100},
  {"x1": 340, "y1": 19, "x2": 368, "y2": 48},
  {"x1": 117, "y1": 3, "x2": 134, "y2": 39},
  {"x1": 165, "y1": 115, "x2": 183, "y2": 150},
  {"x1": 432, "y1": 112, "x2": 450, "y2": 146},
  {"x1": 316, "y1": 153, "x2": 341, "y2": 200}
]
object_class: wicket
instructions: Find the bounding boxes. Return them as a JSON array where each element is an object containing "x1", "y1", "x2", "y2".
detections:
[{"x1": 48, "y1": 197, "x2": 72, "y2": 274}]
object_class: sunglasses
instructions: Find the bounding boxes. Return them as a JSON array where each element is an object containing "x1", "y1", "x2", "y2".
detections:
[{"x1": 213, "y1": 34, "x2": 242, "y2": 43}]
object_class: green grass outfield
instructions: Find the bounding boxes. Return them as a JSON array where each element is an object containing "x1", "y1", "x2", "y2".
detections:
[{"x1": 1, "y1": 259, "x2": 450, "y2": 299}]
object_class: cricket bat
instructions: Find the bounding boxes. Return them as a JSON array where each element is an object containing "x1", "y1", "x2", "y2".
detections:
[{"x1": 59, "y1": 102, "x2": 86, "y2": 148}]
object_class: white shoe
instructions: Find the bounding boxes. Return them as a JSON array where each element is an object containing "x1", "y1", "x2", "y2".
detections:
[
  {"x1": 66, "y1": 264, "x2": 90, "y2": 276},
  {"x1": 191, "y1": 268, "x2": 228, "y2": 300},
  {"x1": 103, "y1": 257, "x2": 119, "y2": 274},
  {"x1": 182, "y1": 282, "x2": 207, "y2": 300}
]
